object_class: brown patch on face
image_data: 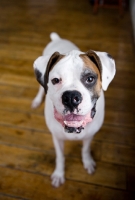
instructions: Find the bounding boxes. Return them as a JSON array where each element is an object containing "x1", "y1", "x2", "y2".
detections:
[
  {"x1": 44, "y1": 52, "x2": 65, "y2": 94},
  {"x1": 79, "y1": 54, "x2": 102, "y2": 95}
]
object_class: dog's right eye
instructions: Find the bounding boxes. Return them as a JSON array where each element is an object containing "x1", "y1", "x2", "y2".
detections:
[
  {"x1": 86, "y1": 76, "x2": 95, "y2": 84},
  {"x1": 51, "y1": 78, "x2": 60, "y2": 85}
]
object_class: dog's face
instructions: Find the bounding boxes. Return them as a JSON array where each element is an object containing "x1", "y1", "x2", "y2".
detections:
[{"x1": 34, "y1": 50, "x2": 115, "y2": 133}]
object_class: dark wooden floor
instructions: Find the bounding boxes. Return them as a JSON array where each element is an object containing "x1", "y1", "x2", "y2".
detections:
[{"x1": 0, "y1": 0, "x2": 135, "y2": 199}]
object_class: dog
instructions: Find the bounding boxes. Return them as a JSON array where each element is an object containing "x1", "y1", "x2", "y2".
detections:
[{"x1": 32, "y1": 32, "x2": 116, "y2": 187}]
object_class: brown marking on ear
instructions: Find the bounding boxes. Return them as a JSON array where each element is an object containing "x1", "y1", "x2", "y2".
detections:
[
  {"x1": 86, "y1": 50, "x2": 102, "y2": 77},
  {"x1": 44, "y1": 52, "x2": 64, "y2": 94},
  {"x1": 80, "y1": 54, "x2": 102, "y2": 95}
]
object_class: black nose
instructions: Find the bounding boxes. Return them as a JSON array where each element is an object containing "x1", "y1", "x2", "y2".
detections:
[{"x1": 62, "y1": 90, "x2": 82, "y2": 112}]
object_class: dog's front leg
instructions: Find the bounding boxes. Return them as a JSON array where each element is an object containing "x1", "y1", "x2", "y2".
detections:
[
  {"x1": 51, "y1": 135, "x2": 65, "y2": 187},
  {"x1": 82, "y1": 137, "x2": 96, "y2": 174}
]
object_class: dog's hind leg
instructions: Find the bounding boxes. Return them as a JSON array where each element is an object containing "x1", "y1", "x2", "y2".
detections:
[
  {"x1": 51, "y1": 136, "x2": 65, "y2": 187},
  {"x1": 31, "y1": 85, "x2": 45, "y2": 108},
  {"x1": 82, "y1": 137, "x2": 96, "y2": 174}
]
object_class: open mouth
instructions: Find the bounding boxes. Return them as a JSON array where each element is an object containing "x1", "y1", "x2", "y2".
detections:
[{"x1": 54, "y1": 108, "x2": 92, "y2": 134}]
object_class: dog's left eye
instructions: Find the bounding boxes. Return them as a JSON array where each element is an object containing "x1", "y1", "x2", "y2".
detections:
[
  {"x1": 86, "y1": 76, "x2": 95, "y2": 84},
  {"x1": 51, "y1": 78, "x2": 60, "y2": 85}
]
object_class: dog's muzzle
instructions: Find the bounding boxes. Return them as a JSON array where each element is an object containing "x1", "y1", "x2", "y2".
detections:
[{"x1": 54, "y1": 90, "x2": 93, "y2": 134}]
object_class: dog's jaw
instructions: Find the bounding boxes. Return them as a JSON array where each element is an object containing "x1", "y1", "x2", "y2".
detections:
[
  {"x1": 54, "y1": 108, "x2": 92, "y2": 133},
  {"x1": 64, "y1": 125, "x2": 84, "y2": 134}
]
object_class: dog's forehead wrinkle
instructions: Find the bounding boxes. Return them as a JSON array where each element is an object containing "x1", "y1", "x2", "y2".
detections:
[
  {"x1": 57, "y1": 53, "x2": 84, "y2": 68},
  {"x1": 50, "y1": 55, "x2": 83, "y2": 84},
  {"x1": 82, "y1": 68, "x2": 97, "y2": 75}
]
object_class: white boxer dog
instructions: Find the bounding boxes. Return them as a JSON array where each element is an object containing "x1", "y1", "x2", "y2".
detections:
[{"x1": 32, "y1": 32, "x2": 116, "y2": 187}]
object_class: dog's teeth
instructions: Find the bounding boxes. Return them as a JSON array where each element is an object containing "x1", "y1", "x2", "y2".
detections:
[
  {"x1": 64, "y1": 121, "x2": 68, "y2": 125},
  {"x1": 64, "y1": 120, "x2": 83, "y2": 127}
]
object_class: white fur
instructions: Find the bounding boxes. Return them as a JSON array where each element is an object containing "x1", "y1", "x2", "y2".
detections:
[{"x1": 32, "y1": 33, "x2": 116, "y2": 187}]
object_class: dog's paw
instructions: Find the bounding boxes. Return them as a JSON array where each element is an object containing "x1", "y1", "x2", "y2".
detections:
[
  {"x1": 51, "y1": 171, "x2": 65, "y2": 188},
  {"x1": 31, "y1": 97, "x2": 42, "y2": 109},
  {"x1": 83, "y1": 156, "x2": 96, "y2": 174}
]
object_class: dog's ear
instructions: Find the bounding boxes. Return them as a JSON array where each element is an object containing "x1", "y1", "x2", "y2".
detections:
[
  {"x1": 44, "y1": 52, "x2": 64, "y2": 94},
  {"x1": 33, "y1": 52, "x2": 63, "y2": 94},
  {"x1": 86, "y1": 50, "x2": 116, "y2": 91},
  {"x1": 33, "y1": 55, "x2": 50, "y2": 87}
]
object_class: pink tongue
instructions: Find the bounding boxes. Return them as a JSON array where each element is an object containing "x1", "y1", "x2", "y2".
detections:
[
  {"x1": 64, "y1": 113, "x2": 84, "y2": 121},
  {"x1": 54, "y1": 108, "x2": 92, "y2": 128}
]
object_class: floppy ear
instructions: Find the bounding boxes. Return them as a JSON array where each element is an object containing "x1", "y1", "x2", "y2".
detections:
[
  {"x1": 94, "y1": 51, "x2": 116, "y2": 91},
  {"x1": 86, "y1": 50, "x2": 116, "y2": 91},
  {"x1": 33, "y1": 52, "x2": 63, "y2": 94},
  {"x1": 33, "y1": 55, "x2": 50, "y2": 87}
]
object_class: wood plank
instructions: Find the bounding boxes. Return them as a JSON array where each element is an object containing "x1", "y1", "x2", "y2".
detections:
[
  {"x1": 110, "y1": 72, "x2": 135, "y2": 90},
  {"x1": 0, "y1": 109, "x2": 46, "y2": 132},
  {"x1": 0, "y1": 74, "x2": 36, "y2": 88},
  {"x1": 105, "y1": 97, "x2": 135, "y2": 113},
  {"x1": 101, "y1": 143, "x2": 135, "y2": 167},
  {"x1": 0, "y1": 167, "x2": 133, "y2": 200},
  {"x1": 0, "y1": 96, "x2": 44, "y2": 115},
  {"x1": 127, "y1": 167, "x2": 135, "y2": 191},
  {"x1": 0, "y1": 144, "x2": 126, "y2": 189},
  {"x1": 0, "y1": 85, "x2": 39, "y2": 101},
  {"x1": 95, "y1": 126, "x2": 135, "y2": 147},
  {"x1": 0, "y1": 125, "x2": 101, "y2": 161},
  {"x1": 0, "y1": 145, "x2": 126, "y2": 189},
  {"x1": 0, "y1": 39, "x2": 133, "y2": 64},
  {"x1": 104, "y1": 110, "x2": 135, "y2": 128},
  {"x1": 0, "y1": 125, "x2": 51, "y2": 150},
  {"x1": 0, "y1": 124, "x2": 134, "y2": 167},
  {"x1": 106, "y1": 87, "x2": 135, "y2": 100},
  {"x1": 0, "y1": 194, "x2": 27, "y2": 200},
  {"x1": 115, "y1": 61, "x2": 135, "y2": 72},
  {"x1": 0, "y1": 44, "x2": 40, "y2": 60}
]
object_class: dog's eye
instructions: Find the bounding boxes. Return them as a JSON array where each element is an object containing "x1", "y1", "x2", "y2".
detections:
[
  {"x1": 86, "y1": 76, "x2": 95, "y2": 84},
  {"x1": 51, "y1": 78, "x2": 60, "y2": 85}
]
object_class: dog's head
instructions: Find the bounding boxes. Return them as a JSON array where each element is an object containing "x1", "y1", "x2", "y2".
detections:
[{"x1": 33, "y1": 50, "x2": 116, "y2": 133}]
